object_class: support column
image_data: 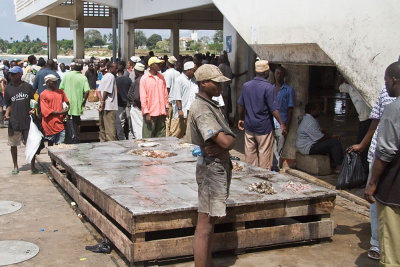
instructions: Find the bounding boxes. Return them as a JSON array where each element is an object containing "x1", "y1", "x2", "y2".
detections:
[
  {"x1": 73, "y1": 0, "x2": 84, "y2": 59},
  {"x1": 170, "y1": 24, "x2": 179, "y2": 56},
  {"x1": 281, "y1": 64, "x2": 309, "y2": 166},
  {"x1": 121, "y1": 20, "x2": 130, "y2": 62},
  {"x1": 129, "y1": 23, "x2": 135, "y2": 57},
  {"x1": 48, "y1": 17, "x2": 57, "y2": 59},
  {"x1": 112, "y1": 8, "x2": 117, "y2": 62}
]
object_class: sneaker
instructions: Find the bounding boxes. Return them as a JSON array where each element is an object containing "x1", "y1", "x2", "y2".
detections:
[{"x1": 85, "y1": 238, "x2": 111, "y2": 254}]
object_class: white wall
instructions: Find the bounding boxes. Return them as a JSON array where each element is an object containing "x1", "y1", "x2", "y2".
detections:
[
  {"x1": 214, "y1": 0, "x2": 400, "y2": 107},
  {"x1": 122, "y1": 0, "x2": 213, "y2": 20},
  {"x1": 223, "y1": 17, "x2": 255, "y2": 120}
]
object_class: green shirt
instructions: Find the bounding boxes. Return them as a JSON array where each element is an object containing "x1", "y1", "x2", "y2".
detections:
[{"x1": 59, "y1": 71, "x2": 90, "y2": 116}]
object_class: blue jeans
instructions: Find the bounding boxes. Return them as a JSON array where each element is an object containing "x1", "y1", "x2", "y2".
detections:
[
  {"x1": 368, "y1": 162, "x2": 379, "y2": 250},
  {"x1": 46, "y1": 130, "x2": 66, "y2": 145}
]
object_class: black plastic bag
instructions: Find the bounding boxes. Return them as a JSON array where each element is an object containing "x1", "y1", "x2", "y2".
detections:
[
  {"x1": 65, "y1": 117, "x2": 79, "y2": 144},
  {"x1": 336, "y1": 149, "x2": 367, "y2": 189}
]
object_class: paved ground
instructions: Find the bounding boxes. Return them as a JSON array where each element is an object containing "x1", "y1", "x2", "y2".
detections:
[{"x1": 0, "y1": 127, "x2": 379, "y2": 267}]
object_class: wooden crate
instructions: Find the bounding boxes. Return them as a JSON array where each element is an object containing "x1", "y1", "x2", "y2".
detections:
[{"x1": 48, "y1": 138, "x2": 336, "y2": 264}]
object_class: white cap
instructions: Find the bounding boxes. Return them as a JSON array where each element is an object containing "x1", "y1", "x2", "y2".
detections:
[
  {"x1": 43, "y1": 74, "x2": 59, "y2": 85},
  {"x1": 183, "y1": 61, "x2": 195, "y2": 71},
  {"x1": 130, "y1": 56, "x2": 141, "y2": 63},
  {"x1": 134, "y1": 63, "x2": 145, "y2": 72}
]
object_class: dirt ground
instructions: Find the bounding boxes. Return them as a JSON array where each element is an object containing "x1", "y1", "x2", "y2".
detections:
[{"x1": 0, "y1": 128, "x2": 379, "y2": 267}]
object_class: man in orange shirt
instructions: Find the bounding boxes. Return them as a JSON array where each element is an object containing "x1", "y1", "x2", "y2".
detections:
[
  {"x1": 40, "y1": 74, "x2": 70, "y2": 145},
  {"x1": 139, "y1": 57, "x2": 169, "y2": 138}
]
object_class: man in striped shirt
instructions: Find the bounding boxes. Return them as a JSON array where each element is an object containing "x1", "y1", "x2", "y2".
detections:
[{"x1": 350, "y1": 86, "x2": 395, "y2": 261}]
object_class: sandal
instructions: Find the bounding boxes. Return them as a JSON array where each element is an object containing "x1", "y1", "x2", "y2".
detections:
[
  {"x1": 368, "y1": 247, "x2": 380, "y2": 260},
  {"x1": 31, "y1": 169, "x2": 43, "y2": 175},
  {"x1": 11, "y1": 169, "x2": 19, "y2": 175}
]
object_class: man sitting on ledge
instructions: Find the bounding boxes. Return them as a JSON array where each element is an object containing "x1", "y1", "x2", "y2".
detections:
[{"x1": 296, "y1": 102, "x2": 343, "y2": 174}]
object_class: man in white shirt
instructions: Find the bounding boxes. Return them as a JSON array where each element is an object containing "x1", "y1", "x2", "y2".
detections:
[
  {"x1": 169, "y1": 61, "x2": 197, "y2": 138},
  {"x1": 162, "y1": 56, "x2": 180, "y2": 136},
  {"x1": 98, "y1": 62, "x2": 118, "y2": 141},
  {"x1": 296, "y1": 102, "x2": 343, "y2": 173}
]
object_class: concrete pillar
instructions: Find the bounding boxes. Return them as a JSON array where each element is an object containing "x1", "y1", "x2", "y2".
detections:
[
  {"x1": 223, "y1": 16, "x2": 255, "y2": 121},
  {"x1": 48, "y1": 17, "x2": 57, "y2": 59},
  {"x1": 170, "y1": 25, "x2": 179, "y2": 56},
  {"x1": 121, "y1": 20, "x2": 130, "y2": 62},
  {"x1": 281, "y1": 64, "x2": 309, "y2": 166},
  {"x1": 129, "y1": 23, "x2": 135, "y2": 57},
  {"x1": 73, "y1": 0, "x2": 84, "y2": 59},
  {"x1": 112, "y1": 8, "x2": 117, "y2": 62}
]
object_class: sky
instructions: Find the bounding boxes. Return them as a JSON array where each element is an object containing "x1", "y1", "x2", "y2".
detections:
[{"x1": 1, "y1": 0, "x2": 215, "y2": 42}]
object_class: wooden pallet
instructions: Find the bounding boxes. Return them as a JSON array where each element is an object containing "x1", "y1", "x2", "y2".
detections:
[{"x1": 48, "y1": 139, "x2": 336, "y2": 264}]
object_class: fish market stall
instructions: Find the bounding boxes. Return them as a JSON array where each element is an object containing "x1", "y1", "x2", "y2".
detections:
[{"x1": 47, "y1": 137, "x2": 336, "y2": 264}]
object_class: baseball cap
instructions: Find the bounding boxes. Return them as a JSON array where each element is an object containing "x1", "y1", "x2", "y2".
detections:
[
  {"x1": 134, "y1": 63, "x2": 145, "y2": 72},
  {"x1": 168, "y1": 56, "x2": 177, "y2": 65},
  {"x1": 148, "y1": 57, "x2": 164, "y2": 66},
  {"x1": 183, "y1": 61, "x2": 195, "y2": 71},
  {"x1": 130, "y1": 56, "x2": 141, "y2": 63},
  {"x1": 255, "y1": 60, "x2": 269, "y2": 72},
  {"x1": 194, "y1": 64, "x2": 231, "y2": 83},
  {"x1": 44, "y1": 74, "x2": 59, "y2": 84},
  {"x1": 9, "y1": 66, "x2": 23, "y2": 74}
]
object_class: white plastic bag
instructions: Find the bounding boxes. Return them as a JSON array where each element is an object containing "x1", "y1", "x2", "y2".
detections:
[{"x1": 25, "y1": 116, "x2": 43, "y2": 163}]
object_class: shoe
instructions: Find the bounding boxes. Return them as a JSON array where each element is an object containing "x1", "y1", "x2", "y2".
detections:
[
  {"x1": 368, "y1": 247, "x2": 380, "y2": 260},
  {"x1": 271, "y1": 167, "x2": 280, "y2": 172},
  {"x1": 31, "y1": 169, "x2": 43, "y2": 174},
  {"x1": 12, "y1": 169, "x2": 19, "y2": 175},
  {"x1": 85, "y1": 238, "x2": 111, "y2": 254}
]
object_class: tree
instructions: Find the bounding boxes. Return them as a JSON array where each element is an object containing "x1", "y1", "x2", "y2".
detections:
[
  {"x1": 84, "y1": 29, "x2": 105, "y2": 47},
  {"x1": 213, "y1": 30, "x2": 223, "y2": 44},
  {"x1": 146, "y1": 34, "x2": 162, "y2": 50},
  {"x1": 200, "y1": 36, "x2": 211, "y2": 44},
  {"x1": 22, "y1": 35, "x2": 31, "y2": 43},
  {"x1": 155, "y1": 39, "x2": 170, "y2": 52},
  {"x1": 134, "y1": 30, "x2": 147, "y2": 48},
  {"x1": 0, "y1": 39, "x2": 9, "y2": 53}
]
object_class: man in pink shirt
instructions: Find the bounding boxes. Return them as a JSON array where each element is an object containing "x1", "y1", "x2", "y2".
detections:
[{"x1": 140, "y1": 57, "x2": 169, "y2": 138}]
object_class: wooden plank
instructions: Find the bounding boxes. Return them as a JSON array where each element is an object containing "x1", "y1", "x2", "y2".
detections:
[
  {"x1": 77, "y1": 176, "x2": 134, "y2": 233},
  {"x1": 133, "y1": 197, "x2": 335, "y2": 233},
  {"x1": 132, "y1": 220, "x2": 334, "y2": 262},
  {"x1": 49, "y1": 166, "x2": 135, "y2": 262}
]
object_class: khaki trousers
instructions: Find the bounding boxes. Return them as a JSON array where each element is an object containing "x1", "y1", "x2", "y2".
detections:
[
  {"x1": 245, "y1": 130, "x2": 274, "y2": 170},
  {"x1": 99, "y1": 110, "x2": 117, "y2": 142},
  {"x1": 166, "y1": 103, "x2": 173, "y2": 136},
  {"x1": 377, "y1": 201, "x2": 400, "y2": 267},
  {"x1": 169, "y1": 118, "x2": 187, "y2": 139}
]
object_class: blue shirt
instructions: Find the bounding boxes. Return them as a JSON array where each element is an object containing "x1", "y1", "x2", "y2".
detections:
[
  {"x1": 33, "y1": 68, "x2": 60, "y2": 95},
  {"x1": 238, "y1": 77, "x2": 279, "y2": 135},
  {"x1": 273, "y1": 83, "x2": 295, "y2": 128}
]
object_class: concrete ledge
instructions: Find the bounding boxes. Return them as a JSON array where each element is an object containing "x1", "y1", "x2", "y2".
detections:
[{"x1": 296, "y1": 152, "x2": 331, "y2": 176}]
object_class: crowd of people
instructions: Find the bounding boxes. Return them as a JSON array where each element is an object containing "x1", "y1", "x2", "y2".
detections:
[{"x1": 0, "y1": 50, "x2": 399, "y2": 266}]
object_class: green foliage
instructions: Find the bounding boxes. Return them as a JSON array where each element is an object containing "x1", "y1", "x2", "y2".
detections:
[
  {"x1": 146, "y1": 34, "x2": 162, "y2": 50},
  {"x1": 6, "y1": 36, "x2": 45, "y2": 54},
  {"x1": 155, "y1": 39, "x2": 170, "y2": 53},
  {"x1": 134, "y1": 30, "x2": 147, "y2": 48},
  {"x1": 213, "y1": 30, "x2": 223, "y2": 43},
  {"x1": 57, "y1": 39, "x2": 73, "y2": 53},
  {"x1": 207, "y1": 42, "x2": 223, "y2": 54},
  {"x1": 0, "y1": 38, "x2": 10, "y2": 53},
  {"x1": 84, "y1": 29, "x2": 105, "y2": 48},
  {"x1": 208, "y1": 30, "x2": 223, "y2": 54}
]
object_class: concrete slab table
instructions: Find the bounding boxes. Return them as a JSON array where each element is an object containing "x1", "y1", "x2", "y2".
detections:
[{"x1": 47, "y1": 137, "x2": 336, "y2": 264}]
